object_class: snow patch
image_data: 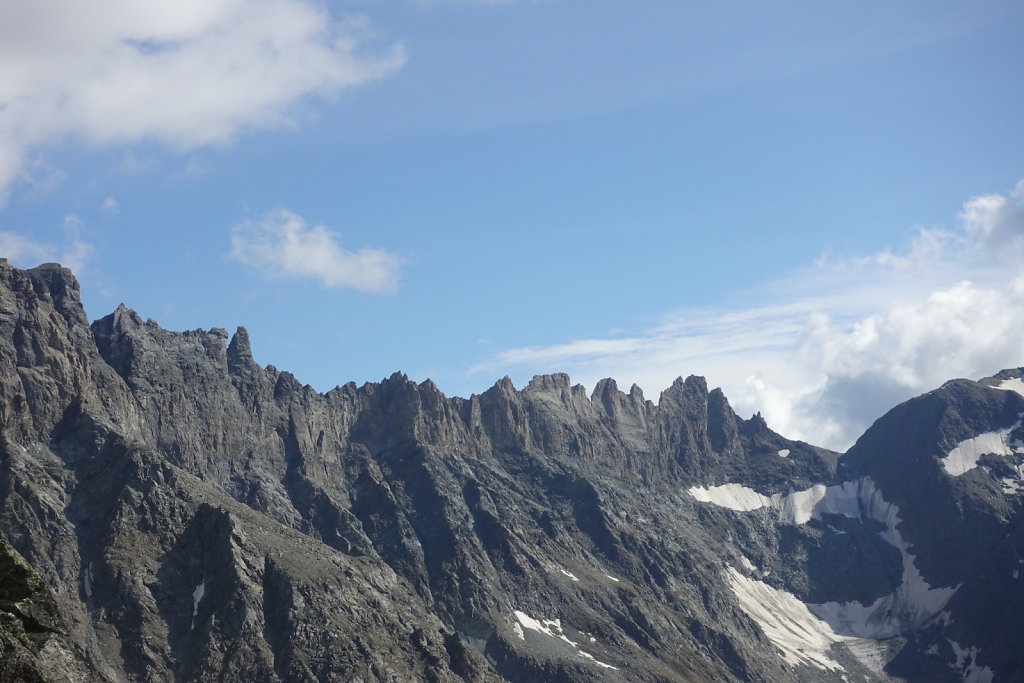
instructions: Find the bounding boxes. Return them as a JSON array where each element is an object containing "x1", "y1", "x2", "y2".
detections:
[
  {"x1": 941, "y1": 419, "x2": 1022, "y2": 476},
  {"x1": 777, "y1": 449, "x2": 791, "y2": 458},
  {"x1": 949, "y1": 640, "x2": 994, "y2": 683},
  {"x1": 994, "y1": 377, "x2": 1024, "y2": 397},
  {"x1": 806, "y1": 479, "x2": 957, "y2": 639},
  {"x1": 513, "y1": 610, "x2": 618, "y2": 670},
  {"x1": 688, "y1": 481, "x2": 835, "y2": 525},
  {"x1": 728, "y1": 569, "x2": 901, "y2": 675},
  {"x1": 576, "y1": 648, "x2": 618, "y2": 669},
  {"x1": 461, "y1": 632, "x2": 488, "y2": 658},
  {"x1": 604, "y1": 574, "x2": 620, "y2": 582},
  {"x1": 514, "y1": 611, "x2": 577, "y2": 647},
  {"x1": 688, "y1": 483, "x2": 773, "y2": 512},
  {"x1": 512, "y1": 622, "x2": 525, "y2": 641},
  {"x1": 83, "y1": 562, "x2": 93, "y2": 599},
  {"x1": 779, "y1": 484, "x2": 832, "y2": 525},
  {"x1": 739, "y1": 555, "x2": 758, "y2": 573},
  {"x1": 843, "y1": 639, "x2": 892, "y2": 677},
  {"x1": 698, "y1": 478, "x2": 958, "y2": 645},
  {"x1": 191, "y1": 581, "x2": 205, "y2": 630},
  {"x1": 1001, "y1": 473, "x2": 1023, "y2": 494},
  {"x1": 559, "y1": 568, "x2": 579, "y2": 582},
  {"x1": 726, "y1": 567, "x2": 848, "y2": 671}
]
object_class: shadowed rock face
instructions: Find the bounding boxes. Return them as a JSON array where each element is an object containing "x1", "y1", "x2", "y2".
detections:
[
  {"x1": 0, "y1": 259, "x2": 1021, "y2": 682},
  {"x1": 0, "y1": 535, "x2": 103, "y2": 682}
]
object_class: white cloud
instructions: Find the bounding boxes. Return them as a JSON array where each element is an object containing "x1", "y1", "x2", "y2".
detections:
[
  {"x1": 229, "y1": 208, "x2": 402, "y2": 294},
  {"x1": 476, "y1": 182, "x2": 1024, "y2": 451},
  {"x1": 767, "y1": 277, "x2": 1024, "y2": 448},
  {"x1": 0, "y1": 215, "x2": 95, "y2": 274},
  {"x1": 960, "y1": 191, "x2": 1024, "y2": 254},
  {"x1": 102, "y1": 197, "x2": 119, "y2": 214},
  {"x1": 0, "y1": 0, "x2": 404, "y2": 202}
]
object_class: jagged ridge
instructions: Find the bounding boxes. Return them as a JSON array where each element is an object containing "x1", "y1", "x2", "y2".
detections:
[{"x1": 2, "y1": 259, "x2": 1022, "y2": 682}]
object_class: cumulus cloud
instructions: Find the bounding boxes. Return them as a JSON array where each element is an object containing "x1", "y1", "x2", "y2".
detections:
[
  {"x1": 476, "y1": 182, "x2": 1024, "y2": 451},
  {"x1": 0, "y1": 0, "x2": 404, "y2": 201},
  {"x1": 960, "y1": 191, "x2": 1024, "y2": 254},
  {"x1": 765, "y1": 277, "x2": 1024, "y2": 448},
  {"x1": 230, "y1": 209, "x2": 402, "y2": 294},
  {"x1": 0, "y1": 215, "x2": 95, "y2": 274}
]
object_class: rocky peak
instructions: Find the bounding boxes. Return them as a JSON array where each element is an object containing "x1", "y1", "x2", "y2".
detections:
[
  {"x1": 706, "y1": 387, "x2": 740, "y2": 453},
  {"x1": 0, "y1": 261, "x2": 99, "y2": 441},
  {"x1": 590, "y1": 378, "x2": 623, "y2": 419},
  {"x1": 979, "y1": 366, "x2": 1024, "y2": 386},
  {"x1": 525, "y1": 372, "x2": 571, "y2": 393},
  {"x1": 488, "y1": 375, "x2": 517, "y2": 397},
  {"x1": 24, "y1": 263, "x2": 88, "y2": 329},
  {"x1": 659, "y1": 374, "x2": 709, "y2": 404},
  {"x1": 590, "y1": 377, "x2": 618, "y2": 401},
  {"x1": 225, "y1": 326, "x2": 260, "y2": 384},
  {"x1": 7, "y1": 261, "x2": 1021, "y2": 682},
  {"x1": 226, "y1": 326, "x2": 253, "y2": 363}
]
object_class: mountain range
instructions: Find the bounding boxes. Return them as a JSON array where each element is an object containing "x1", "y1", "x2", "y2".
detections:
[{"x1": 1, "y1": 259, "x2": 1022, "y2": 682}]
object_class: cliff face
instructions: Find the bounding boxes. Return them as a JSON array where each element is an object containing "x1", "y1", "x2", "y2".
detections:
[{"x1": 1, "y1": 259, "x2": 1021, "y2": 682}]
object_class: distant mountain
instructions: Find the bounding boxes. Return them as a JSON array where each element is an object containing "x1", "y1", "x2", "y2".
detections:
[{"x1": 1, "y1": 259, "x2": 1021, "y2": 682}]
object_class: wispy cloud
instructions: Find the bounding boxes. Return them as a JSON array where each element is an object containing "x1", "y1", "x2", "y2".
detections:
[
  {"x1": 229, "y1": 208, "x2": 403, "y2": 294},
  {"x1": 0, "y1": 0, "x2": 404, "y2": 202},
  {"x1": 475, "y1": 182, "x2": 1024, "y2": 450},
  {"x1": 0, "y1": 215, "x2": 95, "y2": 274}
]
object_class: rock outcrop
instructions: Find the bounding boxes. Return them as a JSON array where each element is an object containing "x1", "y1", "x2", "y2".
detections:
[{"x1": 1, "y1": 258, "x2": 1021, "y2": 682}]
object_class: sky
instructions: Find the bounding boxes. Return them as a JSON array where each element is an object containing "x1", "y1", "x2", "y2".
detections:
[{"x1": 1, "y1": 0, "x2": 1023, "y2": 450}]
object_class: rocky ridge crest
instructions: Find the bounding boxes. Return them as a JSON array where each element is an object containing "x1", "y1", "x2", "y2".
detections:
[{"x1": 1, "y1": 259, "x2": 1021, "y2": 682}]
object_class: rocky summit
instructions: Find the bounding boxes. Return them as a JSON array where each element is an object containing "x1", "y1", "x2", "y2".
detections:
[{"x1": 1, "y1": 259, "x2": 1022, "y2": 682}]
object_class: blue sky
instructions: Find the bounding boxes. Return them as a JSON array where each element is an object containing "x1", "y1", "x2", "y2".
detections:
[{"x1": 1, "y1": 0, "x2": 1023, "y2": 448}]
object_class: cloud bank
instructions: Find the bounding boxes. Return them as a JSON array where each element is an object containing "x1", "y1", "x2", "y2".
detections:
[
  {"x1": 0, "y1": 0, "x2": 404, "y2": 201},
  {"x1": 230, "y1": 209, "x2": 402, "y2": 294},
  {"x1": 477, "y1": 183, "x2": 1024, "y2": 451}
]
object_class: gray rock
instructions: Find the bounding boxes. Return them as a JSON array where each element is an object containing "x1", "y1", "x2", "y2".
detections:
[{"x1": 0, "y1": 258, "x2": 1020, "y2": 682}]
